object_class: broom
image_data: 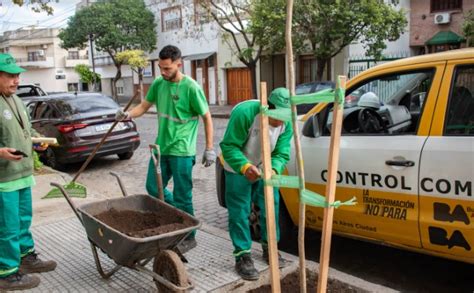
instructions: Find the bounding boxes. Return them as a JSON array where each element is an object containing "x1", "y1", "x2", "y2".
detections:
[{"x1": 44, "y1": 91, "x2": 140, "y2": 198}]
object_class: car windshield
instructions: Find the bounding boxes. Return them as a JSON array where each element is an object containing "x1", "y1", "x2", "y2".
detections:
[
  {"x1": 55, "y1": 95, "x2": 119, "y2": 115},
  {"x1": 296, "y1": 83, "x2": 313, "y2": 95}
]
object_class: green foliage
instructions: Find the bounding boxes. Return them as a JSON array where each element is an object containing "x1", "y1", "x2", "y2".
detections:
[
  {"x1": 250, "y1": 0, "x2": 407, "y2": 79},
  {"x1": 462, "y1": 9, "x2": 474, "y2": 47},
  {"x1": 33, "y1": 151, "x2": 43, "y2": 171},
  {"x1": 12, "y1": 0, "x2": 55, "y2": 15},
  {"x1": 74, "y1": 64, "x2": 101, "y2": 85},
  {"x1": 116, "y1": 50, "x2": 149, "y2": 73},
  {"x1": 59, "y1": 0, "x2": 157, "y2": 56}
]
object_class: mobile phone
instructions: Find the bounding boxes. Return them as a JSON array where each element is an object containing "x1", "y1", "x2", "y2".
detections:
[{"x1": 11, "y1": 150, "x2": 28, "y2": 157}]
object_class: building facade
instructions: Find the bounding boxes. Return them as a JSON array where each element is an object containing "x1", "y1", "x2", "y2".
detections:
[{"x1": 0, "y1": 27, "x2": 89, "y2": 93}]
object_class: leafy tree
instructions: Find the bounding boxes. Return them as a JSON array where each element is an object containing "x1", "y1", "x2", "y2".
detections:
[
  {"x1": 199, "y1": 0, "x2": 262, "y2": 99},
  {"x1": 59, "y1": 0, "x2": 157, "y2": 100},
  {"x1": 74, "y1": 64, "x2": 101, "y2": 92},
  {"x1": 116, "y1": 50, "x2": 149, "y2": 101},
  {"x1": 250, "y1": 0, "x2": 407, "y2": 80},
  {"x1": 12, "y1": 0, "x2": 55, "y2": 14},
  {"x1": 462, "y1": 9, "x2": 474, "y2": 47}
]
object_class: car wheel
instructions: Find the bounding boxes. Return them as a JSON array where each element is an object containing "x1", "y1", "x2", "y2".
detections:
[
  {"x1": 117, "y1": 151, "x2": 133, "y2": 160},
  {"x1": 43, "y1": 148, "x2": 67, "y2": 171},
  {"x1": 278, "y1": 200, "x2": 296, "y2": 250},
  {"x1": 248, "y1": 197, "x2": 296, "y2": 248}
]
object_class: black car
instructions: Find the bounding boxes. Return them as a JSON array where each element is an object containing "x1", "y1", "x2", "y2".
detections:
[
  {"x1": 295, "y1": 81, "x2": 335, "y2": 114},
  {"x1": 27, "y1": 93, "x2": 140, "y2": 170}
]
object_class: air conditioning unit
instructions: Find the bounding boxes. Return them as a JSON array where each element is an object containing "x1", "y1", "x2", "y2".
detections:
[
  {"x1": 434, "y1": 13, "x2": 450, "y2": 24},
  {"x1": 37, "y1": 49, "x2": 44, "y2": 56}
]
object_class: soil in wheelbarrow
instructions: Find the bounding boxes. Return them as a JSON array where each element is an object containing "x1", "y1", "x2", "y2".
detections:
[
  {"x1": 95, "y1": 208, "x2": 194, "y2": 238},
  {"x1": 248, "y1": 269, "x2": 368, "y2": 293}
]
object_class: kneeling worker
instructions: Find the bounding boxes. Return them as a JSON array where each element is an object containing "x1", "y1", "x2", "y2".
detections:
[{"x1": 219, "y1": 88, "x2": 293, "y2": 280}]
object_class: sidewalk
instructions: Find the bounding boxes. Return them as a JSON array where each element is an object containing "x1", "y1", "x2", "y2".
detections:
[{"x1": 28, "y1": 168, "x2": 395, "y2": 292}]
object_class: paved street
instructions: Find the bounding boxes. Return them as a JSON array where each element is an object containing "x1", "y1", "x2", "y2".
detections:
[{"x1": 56, "y1": 113, "x2": 474, "y2": 293}]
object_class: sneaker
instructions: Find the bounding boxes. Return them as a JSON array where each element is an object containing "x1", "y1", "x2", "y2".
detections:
[
  {"x1": 262, "y1": 247, "x2": 290, "y2": 268},
  {"x1": 20, "y1": 252, "x2": 57, "y2": 274},
  {"x1": 235, "y1": 254, "x2": 259, "y2": 281},
  {"x1": 0, "y1": 272, "x2": 40, "y2": 291},
  {"x1": 177, "y1": 237, "x2": 197, "y2": 254}
]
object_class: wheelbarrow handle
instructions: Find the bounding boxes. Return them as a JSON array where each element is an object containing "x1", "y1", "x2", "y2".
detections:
[
  {"x1": 109, "y1": 172, "x2": 128, "y2": 197},
  {"x1": 149, "y1": 144, "x2": 165, "y2": 201},
  {"x1": 50, "y1": 182, "x2": 84, "y2": 225}
]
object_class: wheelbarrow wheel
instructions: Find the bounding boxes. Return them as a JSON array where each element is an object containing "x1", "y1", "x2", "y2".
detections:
[{"x1": 153, "y1": 250, "x2": 188, "y2": 293}]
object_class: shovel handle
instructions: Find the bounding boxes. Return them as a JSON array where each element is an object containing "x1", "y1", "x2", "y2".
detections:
[
  {"x1": 149, "y1": 144, "x2": 165, "y2": 201},
  {"x1": 71, "y1": 91, "x2": 140, "y2": 183}
]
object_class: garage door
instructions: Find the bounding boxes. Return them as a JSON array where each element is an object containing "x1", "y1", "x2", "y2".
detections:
[{"x1": 226, "y1": 68, "x2": 252, "y2": 105}]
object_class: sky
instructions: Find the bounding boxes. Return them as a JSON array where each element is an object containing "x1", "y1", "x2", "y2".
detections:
[{"x1": 0, "y1": 0, "x2": 81, "y2": 35}]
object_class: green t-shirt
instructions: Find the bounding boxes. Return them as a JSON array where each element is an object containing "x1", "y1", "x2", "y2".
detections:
[
  {"x1": 0, "y1": 175, "x2": 35, "y2": 192},
  {"x1": 146, "y1": 75, "x2": 209, "y2": 156}
]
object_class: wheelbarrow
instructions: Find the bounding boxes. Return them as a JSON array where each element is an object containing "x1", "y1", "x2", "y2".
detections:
[{"x1": 50, "y1": 170, "x2": 201, "y2": 292}]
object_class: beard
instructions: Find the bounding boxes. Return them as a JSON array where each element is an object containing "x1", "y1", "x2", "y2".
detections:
[{"x1": 162, "y1": 70, "x2": 178, "y2": 81}]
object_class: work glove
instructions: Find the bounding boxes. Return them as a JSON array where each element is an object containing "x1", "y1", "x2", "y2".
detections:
[
  {"x1": 202, "y1": 149, "x2": 216, "y2": 167},
  {"x1": 115, "y1": 109, "x2": 129, "y2": 121}
]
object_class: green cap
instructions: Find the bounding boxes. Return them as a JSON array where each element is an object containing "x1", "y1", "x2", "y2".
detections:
[
  {"x1": 268, "y1": 87, "x2": 290, "y2": 109},
  {"x1": 0, "y1": 53, "x2": 26, "y2": 74}
]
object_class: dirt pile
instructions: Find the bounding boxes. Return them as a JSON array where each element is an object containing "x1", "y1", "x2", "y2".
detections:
[
  {"x1": 248, "y1": 269, "x2": 368, "y2": 293},
  {"x1": 95, "y1": 208, "x2": 193, "y2": 238}
]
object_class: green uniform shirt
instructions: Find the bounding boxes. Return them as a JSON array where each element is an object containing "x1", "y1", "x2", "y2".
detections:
[
  {"x1": 0, "y1": 175, "x2": 35, "y2": 192},
  {"x1": 219, "y1": 100, "x2": 293, "y2": 175},
  {"x1": 146, "y1": 75, "x2": 209, "y2": 156}
]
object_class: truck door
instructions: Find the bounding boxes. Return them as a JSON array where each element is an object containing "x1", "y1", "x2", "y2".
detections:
[
  {"x1": 419, "y1": 61, "x2": 474, "y2": 263},
  {"x1": 292, "y1": 64, "x2": 447, "y2": 249}
]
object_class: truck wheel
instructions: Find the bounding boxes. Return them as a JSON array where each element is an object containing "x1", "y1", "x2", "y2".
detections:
[{"x1": 278, "y1": 200, "x2": 296, "y2": 250}]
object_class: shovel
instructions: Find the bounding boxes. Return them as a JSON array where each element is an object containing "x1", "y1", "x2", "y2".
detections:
[
  {"x1": 149, "y1": 144, "x2": 165, "y2": 201},
  {"x1": 44, "y1": 91, "x2": 140, "y2": 198}
]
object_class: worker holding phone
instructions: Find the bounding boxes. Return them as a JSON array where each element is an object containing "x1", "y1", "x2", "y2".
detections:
[{"x1": 0, "y1": 53, "x2": 56, "y2": 291}]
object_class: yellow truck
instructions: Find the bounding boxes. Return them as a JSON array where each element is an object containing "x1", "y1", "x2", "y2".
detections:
[{"x1": 217, "y1": 48, "x2": 474, "y2": 264}]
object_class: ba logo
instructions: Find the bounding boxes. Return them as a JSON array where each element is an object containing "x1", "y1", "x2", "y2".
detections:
[
  {"x1": 433, "y1": 203, "x2": 470, "y2": 225},
  {"x1": 428, "y1": 226, "x2": 471, "y2": 251}
]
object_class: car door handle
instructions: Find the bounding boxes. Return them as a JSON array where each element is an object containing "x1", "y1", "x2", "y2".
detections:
[{"x1": 385, "y1": 160, "x2": 415, "y2": 167}]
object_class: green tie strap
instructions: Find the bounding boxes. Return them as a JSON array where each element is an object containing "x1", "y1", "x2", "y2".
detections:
[
  {"x1": 264, "y1": 175, "x2": 300, "y2": 189},
  {"x1": 290, "y1": 88, "x2": 335, "y2": 105},
  {"x1": 260, "y1": 106, "x2": 292, "y2": 122},
  {"x1": 300, "y1": 189, "x2": 357, "y2": 208}
]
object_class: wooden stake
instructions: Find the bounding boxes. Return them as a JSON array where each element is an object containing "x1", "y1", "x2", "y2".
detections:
[
  {"x1": 317, "y1": 76, "x2": 347, "y2": 292},
  {"x1": 259, "y1": 81, "x2": 281, "y2": 293},
  {"x1": 285, "y1": 1, "x2": 307, "y2": 291}
]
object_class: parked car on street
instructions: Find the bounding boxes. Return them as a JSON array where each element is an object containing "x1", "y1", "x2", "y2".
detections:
[
  {"x1": 16, "y1": 84, "x2": 48, "y2": 104},
  {"x1": 216, "y1": 48, "x2": 474, "y2": 264},
  {"x1": 295, "y1": 81, "x2": 335, "y2": 114},
  {"x1": 27, "y1": 93, "x2": 140, "y2": 170}
]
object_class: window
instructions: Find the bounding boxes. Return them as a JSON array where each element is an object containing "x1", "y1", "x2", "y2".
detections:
[
  {"x1": 320, "y1": 70, "x2": 434, "y2": 136},
  {"x1": 161, "y1": 6, "x2": 182, "y2": 32},
  {"x1": 445, "y1": 65, "x2": 474, "y2": 136},
  {"x1": 27, "y1": 51, "x2": 43, "y2": 61},
  {"x1": 431, "y1": 0, "x2": 462, "y2": 12},
  {"x1": 68, "y1": 83, "x2": 79, "y2": 92},
  {"x1": 68, "y1": 51, "x2": 79, "y2": 60},
  {"x1": 117, "y1": 86, "x2": 124, "y2": 96},
  {"x1": 299, "y1": 56, "x2": 317, "y2": 84}
]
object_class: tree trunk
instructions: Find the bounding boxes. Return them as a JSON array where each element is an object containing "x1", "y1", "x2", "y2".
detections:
[
  {"x1": 316, "y1": 58, "x2": 328, "y2": 81},
  {"x1": 112, "y1": 65, "x2": 122, "y2": 102},
  {"x1": 138, "y1": 68, "x2": 144, "y2": 101},
  {"x1": 249, "y1": 62, "x2": 258, "y2": 100}
]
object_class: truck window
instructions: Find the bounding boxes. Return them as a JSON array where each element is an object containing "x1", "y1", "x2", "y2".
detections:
[{"x1": 445, "y1": 65, "x2": 474, "y2": 136}]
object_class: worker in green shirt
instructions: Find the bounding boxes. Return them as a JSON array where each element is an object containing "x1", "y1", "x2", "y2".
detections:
[
  {"x1": 219, "y1": 88, "x2": 293, "y2": 280},
  {"x1": 116, "y1": 45, "x2": 215, "y2": 253},
  {"x1": 0, "y1": 53, "x2": 57, "y2": 291}
]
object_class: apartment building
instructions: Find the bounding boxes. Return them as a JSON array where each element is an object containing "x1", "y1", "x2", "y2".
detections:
[
  {"x1": 0, "y1": 27, "x2": 89, "y2": 93},
  {"x1": 410, "y1": 0, "x2": 471, "y2": 54}
]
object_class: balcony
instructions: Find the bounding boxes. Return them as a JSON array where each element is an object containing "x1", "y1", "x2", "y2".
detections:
[
  {"x1": 16, "y1": 56, "x2": 54, "y2": 68},
  {"x1": 65, "y1": 56, "x2": 89, "y2": 68}
]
